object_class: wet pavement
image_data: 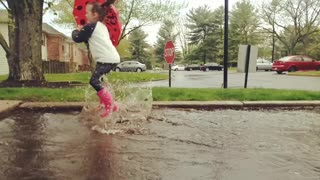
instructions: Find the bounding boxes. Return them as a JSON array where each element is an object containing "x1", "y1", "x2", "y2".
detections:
[
  {"x1": 0, "y1": 109, "x2": 320, "y2": 179},
  {"x1": 142, "y1": 71, "x2": 320, "y2": 91}
]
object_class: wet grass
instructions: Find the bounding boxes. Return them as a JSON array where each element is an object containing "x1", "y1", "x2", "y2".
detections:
[
  {"x1": 288, "y1": 71, "x2": 320, "y2": 77},
  {"x1": 0, "y1": 87, "x2": 319, "y2": 102},
  {"x1": 152, "y1": 88, "x2": 320, "y2": 101},
  {"x1": 0, "y1": 75, "x2": 7, "y2": 82},
  {"x1": 0, "y1": 88, "x2": 86, "y2": 102},
  {"x1": 0, "y1": 72, "x2": 168, "y2": 84}
]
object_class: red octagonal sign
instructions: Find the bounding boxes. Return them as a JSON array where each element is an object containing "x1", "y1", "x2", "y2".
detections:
[{"x1": 164, "y1": 41, "x2": 175, "y2": 64}]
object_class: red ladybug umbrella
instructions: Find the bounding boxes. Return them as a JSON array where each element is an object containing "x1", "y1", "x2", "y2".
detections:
[{"x1": 73, "y1": 0, "x2": 122, "y2": 46}]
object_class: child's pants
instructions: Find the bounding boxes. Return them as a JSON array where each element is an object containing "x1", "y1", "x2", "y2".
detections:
[{"x1": 90, "y1": 62, "x2": 117, "y2": 92}]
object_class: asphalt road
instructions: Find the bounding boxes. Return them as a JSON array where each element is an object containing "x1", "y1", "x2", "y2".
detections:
[{"x1": 143, "y1": 70, "x2": 320, "y2": 91}]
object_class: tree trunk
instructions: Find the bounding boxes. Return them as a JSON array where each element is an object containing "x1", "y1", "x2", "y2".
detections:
[
  {"x1": 6, "y1": 0, "x2": 44, "y2": 82},
  {"x1": 272, "y1": 31, "x2": 275, "y2": 62}
]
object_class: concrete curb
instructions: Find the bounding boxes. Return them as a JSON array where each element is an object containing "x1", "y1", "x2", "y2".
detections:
[
  {"x1": 19, "y1": 102, "x2": 85, "y2": 111},
  {"x1": 0, "y1": 100, "x2": 22, "y2": 114},
  {"x1": 6, "y1": 100, "x2": 320, "y2": 112},
  {"x1": 0, "y1": 101, "x2": 320, "y2": 116},
  {"x1": 152, "y1": 101, "x2": 243, "y2": 110},
  {"x1": 152, "y1": 101, "x2": 320, "y2": 110}
]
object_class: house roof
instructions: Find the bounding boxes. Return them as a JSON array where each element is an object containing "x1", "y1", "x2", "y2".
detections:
[
  {"x1": 42, "y1": 23, "x2": 78, "y2": 45},
  {"x1": 42, "y1": 23, "x2": 69, "y2": 38}
]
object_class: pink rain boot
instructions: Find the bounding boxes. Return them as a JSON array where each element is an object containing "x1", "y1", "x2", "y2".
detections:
[
  {"x1": 97, "y1": 97, "x2": 119, "y2": 112},
  {"x1": 97, "y1": 87, "x2": 119, "y2": 118}
]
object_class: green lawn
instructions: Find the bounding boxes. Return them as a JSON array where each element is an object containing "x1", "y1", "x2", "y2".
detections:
[
  {"x1": 0, "y1": 75, "x2": 7, "y2": 82},
  {"x1": 288, "y1": 71, "x2": 320, "y2": 77},
  {"x1": 0, "y1": 72, "x2": 168, "y2": 84},
  {"x1": 0, "y1": 87, "x2": 319, "y2": 102},
  {"x1": 152, "y1": 88, "x2": 320, "y2": 101}
]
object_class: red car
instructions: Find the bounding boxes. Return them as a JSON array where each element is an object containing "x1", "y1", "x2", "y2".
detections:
[{"x1": 272, "y1": 55, "x2": 320, "y2": 74}]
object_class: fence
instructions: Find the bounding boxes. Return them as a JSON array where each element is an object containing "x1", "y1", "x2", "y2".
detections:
[
  {"x1": 42, "y1": 61, "x2": 70, "y2": 74},
  {"x1": 42, "y1": 61, "x2": 91, "y2": 74}
]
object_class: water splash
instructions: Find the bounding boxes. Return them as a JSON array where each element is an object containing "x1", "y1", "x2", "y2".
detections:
[{"x1": 79, "y1": 74, "x2": 153, "y2": 134}]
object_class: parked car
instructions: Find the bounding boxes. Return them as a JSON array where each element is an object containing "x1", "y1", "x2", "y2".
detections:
[
  {"x1": 256, "y1": 58, "x2": 273, "y2": 71},
  {"x1": 152, "y1": 67, "x2": 163, "y2": 71},
  {"x1": 272, "y1": 55, "x2": 320, "y2": 74},
  {"x1": 185, "y1": 64, "x2": 201, "y2": 71},
  {"x1": 200, "y1": 63, "x2": 223, "y2": 71},
  {"x1": 114, "y1": 61, "x2": 146, "y2": 72},
  {"x1": 171, "y1": 64, "x2": 185, "y2": 71}
]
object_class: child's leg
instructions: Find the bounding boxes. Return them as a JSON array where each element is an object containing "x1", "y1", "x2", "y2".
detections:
[{"x1": 90, "y1": 63, "x2": 118, "y2": 117}]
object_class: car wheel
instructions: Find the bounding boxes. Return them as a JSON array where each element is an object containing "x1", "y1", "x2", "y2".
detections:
[
  {"x1": 256, "y1": 67, "x2": 258, "y2": 71},
  {"x1": 316, "y1": 66, "x2": 320, "y2": 71},
  {"x1": 205, "y1": 68, "x2": 209, "y2": 71},
  {"x1": 190, "y1": 68, "x2": 193, "y2": 71},
  {"x1": 175, "y1": 68, "x2": 178, "y2": 71},
  {"x1": 115, "y1": 67, "x2": 121, "y2": 72},
  {"x1": 136, "y1": 68, "x2": 142, "y2": 72},
  {"x1": 276, "y1": 71, "x2": 283, "y2": 74},
  {"x1": 288, "y1": 66, "x2": 297, "y2": 72}
]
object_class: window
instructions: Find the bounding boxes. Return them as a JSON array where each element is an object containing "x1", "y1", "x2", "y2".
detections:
[
  {"x1": 263, "y1": 60, "x2": 271, "y2": 64},
  {"x1": 62, "y1": 45, "x2": 65, "y2": 53},
  {"x1": 291, "y1": 57, "x2": 302, "y2": 61},
  {"x1": 42, "y1": 34, "x2": 46, "y2": 46},
  {"x1": 280, "y1": 56, "x2": 295, "y2": 61},
  {"x1": 302, "y1": 57, "x2": 313, "y2": 62}
]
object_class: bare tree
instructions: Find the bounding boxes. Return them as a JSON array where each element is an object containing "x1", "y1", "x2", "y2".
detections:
[
  {"x1": 50, "y1": 0, "x2": 186, "y2": 44},
  {"x1": 176, "y1": 17, "x2": 189, "y2": 61},
  {"x1": 262, "y1": 0, "x2": 320, "y2": 55}
]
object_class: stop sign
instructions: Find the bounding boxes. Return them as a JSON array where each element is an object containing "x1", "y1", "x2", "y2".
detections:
[{"x1": 164, "y1": 41, "x2": 175, "y2": 64}]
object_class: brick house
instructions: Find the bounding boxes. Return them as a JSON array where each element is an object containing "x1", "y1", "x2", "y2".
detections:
[
  {"x1": 0, "y1": 10, "x2": 89, "y2": 75},
  {"x1": 42, "y1": 23, "x2": 90, "y2": 72}
]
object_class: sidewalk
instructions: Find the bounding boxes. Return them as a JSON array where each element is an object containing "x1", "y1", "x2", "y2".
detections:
[{"x1": 1, "y1": 100, "x2": 320, "y2": 114}]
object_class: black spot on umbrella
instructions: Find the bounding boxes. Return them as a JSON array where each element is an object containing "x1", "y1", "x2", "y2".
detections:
[
  {"x1": 80, "y1": 19, "x2": 86, "y2": 25},
  {"x1": 77, "y1": 5, "x2": 83, "y2": 10}
]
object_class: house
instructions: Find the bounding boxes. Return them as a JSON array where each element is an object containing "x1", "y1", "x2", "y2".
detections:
[
  {"x1": 0, "y1": 10, "x2": 9, "y2": 75},
  {"x1": 42, "y1": 23, "x2": 90, "y2": 72},
  {"x1": 0, "y1": 10, "x2": 89, "y2": 75}
]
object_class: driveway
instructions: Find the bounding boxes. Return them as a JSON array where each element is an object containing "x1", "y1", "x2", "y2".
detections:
[{"x1": 143, "y1": 71, "x2": 320, "y2": 91}]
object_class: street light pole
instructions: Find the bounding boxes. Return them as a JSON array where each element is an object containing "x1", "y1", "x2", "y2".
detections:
[{"x1": 223, "y1": 0, "x2": 229, "y2": 88}]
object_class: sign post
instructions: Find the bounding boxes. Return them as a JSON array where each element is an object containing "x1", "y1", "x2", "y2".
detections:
[{"x1": 164, "y1": 41, "x2": 175, "y2": 87}]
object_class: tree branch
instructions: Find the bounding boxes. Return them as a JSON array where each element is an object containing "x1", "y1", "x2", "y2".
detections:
[
  {"x1": 0, "y1": 32, "x2": 10, "y2": 57},
  {"x1": 120, "y1": 0, "x2": 135, "y2": 41},
  {"x1": 0, "y1": 0, "x2": 9, "y2": 10},
  {"x1": 121, "y1": 23, "x2": 147, "y2": 40}
]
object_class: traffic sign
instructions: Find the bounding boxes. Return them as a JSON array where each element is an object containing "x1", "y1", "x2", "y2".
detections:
[{"x1": 164, "y1": 41, "x2": 175, "y2": 64}]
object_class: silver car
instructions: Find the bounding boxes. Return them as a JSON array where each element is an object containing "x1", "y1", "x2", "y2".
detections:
[
  {"x1": 114, "y1": 61, "x2": 147, "y2": 72},
  {"x1": 256, "y1": 59, "x2": 273, "y2": 71}
]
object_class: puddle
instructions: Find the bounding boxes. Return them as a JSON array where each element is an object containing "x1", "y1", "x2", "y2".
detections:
[
  {"x1": 0, "y1": 109, "x2": 319, "y2": 179},
  {"x1": 80, "y1": 80, "x2": 153, "y2": 134}
]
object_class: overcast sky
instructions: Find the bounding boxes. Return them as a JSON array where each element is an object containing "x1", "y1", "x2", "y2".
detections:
[{"x1": 142, "y1": 0, "x2": 240, "y2": 45}]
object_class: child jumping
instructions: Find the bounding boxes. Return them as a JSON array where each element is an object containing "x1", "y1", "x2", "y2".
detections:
[{"x1": 72, "y1": 2, "x2": 120, "y2": 118}]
